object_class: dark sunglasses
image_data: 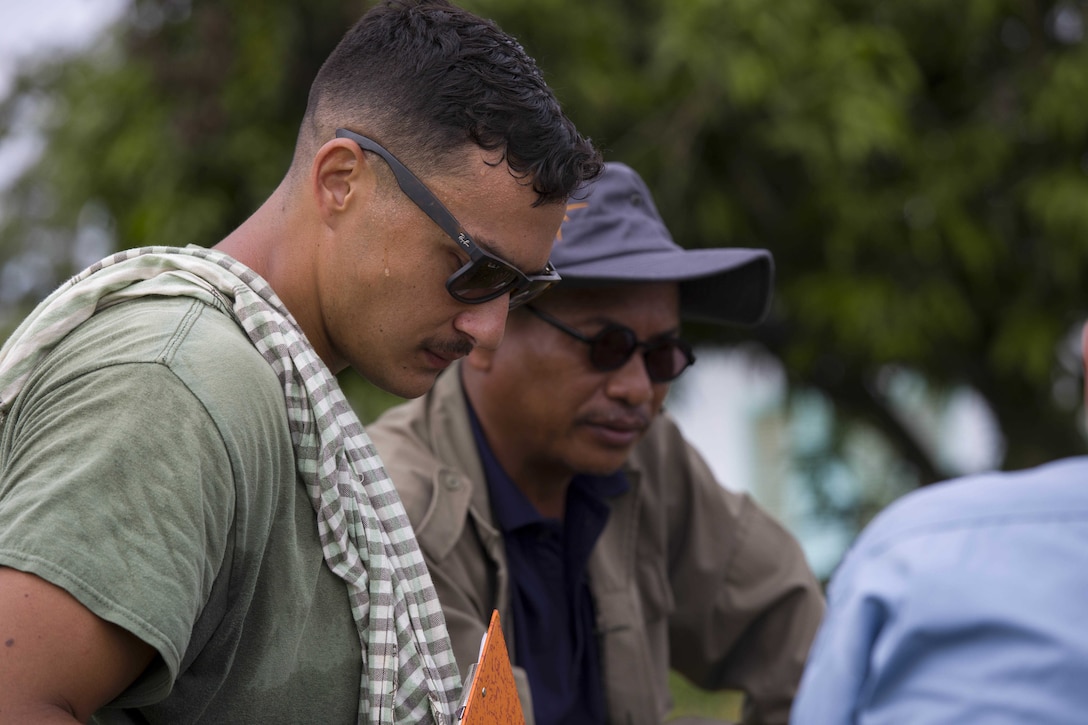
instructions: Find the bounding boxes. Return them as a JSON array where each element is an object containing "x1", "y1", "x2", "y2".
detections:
[
  {"x1": 335, "y1": 128, "x2": 561, "y2": 307},
  {"x1": 526, "y1": 305, "x2": 695, "y2": 383}
]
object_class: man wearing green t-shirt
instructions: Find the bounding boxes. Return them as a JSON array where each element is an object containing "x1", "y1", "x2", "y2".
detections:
[{"x1": 0, "y1": 2, "x2": 601, "y2": 722}]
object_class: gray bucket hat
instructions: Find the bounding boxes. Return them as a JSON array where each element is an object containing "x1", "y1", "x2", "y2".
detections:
[{"x1": 548, "y1": 162, "x2": 774, "y2": 326}]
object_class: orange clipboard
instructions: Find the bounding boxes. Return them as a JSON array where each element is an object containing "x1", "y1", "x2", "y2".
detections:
[{"x1": 456, "y1": 609, "x2": 525, "y2": 725}]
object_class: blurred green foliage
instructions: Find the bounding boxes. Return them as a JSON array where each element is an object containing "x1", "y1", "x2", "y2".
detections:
[
  {"x1": 462, "y1": 0, "x2": 1088, "y2": 478},
  {"x1": 1, "y1": 0, "x2": 1087, "y2": 538},
  {"x1": 666, "y1": 671, "x2": 743, "y2": 722}
]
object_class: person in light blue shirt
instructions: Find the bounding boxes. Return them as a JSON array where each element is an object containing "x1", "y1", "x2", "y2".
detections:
[{"x1": 790, "y1": 325, "x2": 1088, "y2": 725}]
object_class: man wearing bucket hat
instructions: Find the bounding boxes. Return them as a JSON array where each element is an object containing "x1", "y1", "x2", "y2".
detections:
[{"x1": 368, "y1": 162, "x2": 824, "y2": 725}]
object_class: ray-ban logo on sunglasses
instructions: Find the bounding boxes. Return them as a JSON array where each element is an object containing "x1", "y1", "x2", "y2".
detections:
[{"x1": 457, "y1": 233, "x2": 471, "y2": 249}]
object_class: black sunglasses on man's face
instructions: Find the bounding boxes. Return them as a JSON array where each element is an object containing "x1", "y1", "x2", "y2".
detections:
[
  {"x1": 526, "y1": 305, "x2": 696, "y2": 383},
  {"x1": 335, "y1": 128, "x2": 560, "y2": 307}
]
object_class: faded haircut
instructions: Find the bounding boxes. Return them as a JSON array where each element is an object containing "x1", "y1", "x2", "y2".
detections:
[{"x1": 296, "y1": 0, "x2": 602, "y2": 205}]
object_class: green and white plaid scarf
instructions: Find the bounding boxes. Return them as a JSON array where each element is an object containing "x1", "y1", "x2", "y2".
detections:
[{"x1": 0, "y1": 245, "x2": 461, "y2": 724}]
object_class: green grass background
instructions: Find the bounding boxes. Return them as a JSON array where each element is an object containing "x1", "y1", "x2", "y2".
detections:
[{"x1": 667, "y1": 671, "x2": 743, "y2": 722}]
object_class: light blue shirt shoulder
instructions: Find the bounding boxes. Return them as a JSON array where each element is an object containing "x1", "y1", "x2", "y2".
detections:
[{"x1": 792, "y1": 457, "x2": 1088, "y2": 725}]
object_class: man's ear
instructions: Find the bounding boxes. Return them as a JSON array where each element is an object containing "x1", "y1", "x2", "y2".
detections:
[
  {"x1": 310, "y1": 139, "x2": 376, "y2": 223},
  {"x1": 465, "y1": 346, "x2": 495, "y2": 372}
]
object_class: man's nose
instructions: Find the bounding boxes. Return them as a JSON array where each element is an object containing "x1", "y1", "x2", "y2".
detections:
[
  {"x1": 453, "y1": 295, "x2": 510, "y2": 351},
  {"x1": 604, "y1": 350, "x2": 656, "y2": 407}
]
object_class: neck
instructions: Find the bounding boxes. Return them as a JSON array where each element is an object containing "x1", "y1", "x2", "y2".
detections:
[
  {"x1": 462, "y1": 364, "x2": 575, "y2": 519},
  {"x1": 512, "y1": 471, "x2": 571, "y2": 521},
  {"x1": 475, "y1": 416, "x2": 573, "y2": 521},
  {"x1": 215, "y1": 182, "x2": 292, "y2": 282},
  {"x1": 215, "y1": 183, "x2": 342, "y2": 373}
]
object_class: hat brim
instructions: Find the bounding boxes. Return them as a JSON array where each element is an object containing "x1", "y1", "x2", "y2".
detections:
[{"x1": 553, "y1": 247, "x2": 774, "y2": 327}]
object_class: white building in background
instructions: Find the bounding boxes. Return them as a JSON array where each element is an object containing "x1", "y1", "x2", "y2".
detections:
[
  {"x1": 665, "y1": 346, "x2": 844, "y2": 573},
  {"x1": 667, "y1": 346, "x2": 1004, "y2": 580}
]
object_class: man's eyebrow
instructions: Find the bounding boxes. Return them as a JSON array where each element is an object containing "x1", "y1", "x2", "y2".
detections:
[{"x1": 473, "y1": 232, "x2": 550, "y2": 275}]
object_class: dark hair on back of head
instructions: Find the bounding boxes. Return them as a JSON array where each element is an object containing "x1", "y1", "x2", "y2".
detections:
[{"x1": 301, "y1": 0, "x2": 602, "y2": 205}]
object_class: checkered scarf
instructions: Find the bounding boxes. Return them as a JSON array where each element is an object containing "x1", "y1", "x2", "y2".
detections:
[{"x1": 0, "y1": 246, "x2": 461, "y2": 724}]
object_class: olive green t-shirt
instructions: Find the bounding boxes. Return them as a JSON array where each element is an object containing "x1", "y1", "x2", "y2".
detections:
[{"x1": 0, "y1": 296, "x2": 361, "y2": 722}]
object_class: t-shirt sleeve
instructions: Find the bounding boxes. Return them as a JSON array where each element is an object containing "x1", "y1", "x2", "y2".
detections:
[{"x1": 0, "y1": 360, "x2": 236, "y2": 704}]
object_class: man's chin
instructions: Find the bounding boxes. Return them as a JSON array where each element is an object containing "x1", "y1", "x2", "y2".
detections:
[
  {"x1": 570, "y1": 451, "x2": 630, "y2": 478},
  {"x1": 386, "y1": 372, "x2": 441, "y2": 400},
  {"x1": 353, "y1": 368, "x2": 442, "y2": 402}
]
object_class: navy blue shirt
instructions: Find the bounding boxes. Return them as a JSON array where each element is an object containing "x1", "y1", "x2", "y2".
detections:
[{"x1": 467, "y1": 401, "x2": 628, "y2": 725}]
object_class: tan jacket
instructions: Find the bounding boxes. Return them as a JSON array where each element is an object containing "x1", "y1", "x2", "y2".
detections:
[{"x1": 368, "y1": 366, "x2": 824, "y2": 725}]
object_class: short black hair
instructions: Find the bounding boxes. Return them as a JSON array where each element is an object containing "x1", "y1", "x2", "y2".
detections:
[{"x1": 300, "y1": 0, "x2": 602, "y2": 204}]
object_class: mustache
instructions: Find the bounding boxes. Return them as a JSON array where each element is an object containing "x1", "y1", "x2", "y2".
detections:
[
  {"x1": 427, "y1": 336, "x2": 475, "y2": 360},
  {"x1": 581, "y1": 408, "x2": 652, "y2": 431}
]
